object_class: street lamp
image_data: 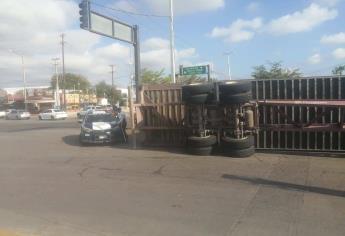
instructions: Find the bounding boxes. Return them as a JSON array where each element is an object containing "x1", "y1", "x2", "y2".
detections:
[
  {"x1": 224, "y1": 51, "x2": 233, "y2": 80},
  {"x1": 9, "y1": 49, "x2": 27, "y2": 110}
]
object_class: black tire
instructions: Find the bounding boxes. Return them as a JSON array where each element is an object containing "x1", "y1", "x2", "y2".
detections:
[
  {"x1": 39, "y1": 116, "x2": 42, "y2": 120},
  {"x1": 186, "y1": 146, "x2": 213, "y2": 156},
  {"x1": 51, "y1": 115, "x2": 55, "y2": 120},
  {"x1": 184, "y1": 93, "x2": 211, "y2": 104},
  {"x1": 220, "y1": 92, "x2": 252, "y2": 104},
  {"x1": 223, "y1": 146, "x2": 255, "y2": 158},
  {"x1": 182, "y1": 83, "x2": 214, "y2": 95},
  {"x1": 219, "y1": 80, "x2": 252, "y2": 95},
  {"x1": 187, "y1": 135, "x2": 217, "y2": 147},
  {"x1": 221, "y1": 136, "x2": 254, "y2": 149}
]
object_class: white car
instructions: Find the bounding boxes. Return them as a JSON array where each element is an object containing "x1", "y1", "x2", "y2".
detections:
[
  {"x1": 6, "y1": 110, "x2": 31, "y2": 120},
  {"x1": 39, "y1": 109, "x2": 68, "y2": 120},
  {"x1": 0, "y1": 110, "x2": 5, "y2": 118}
]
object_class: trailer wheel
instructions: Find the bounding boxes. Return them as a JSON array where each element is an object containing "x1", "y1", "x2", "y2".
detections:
[
  {"x1": 224, "y1": 146, "x2": 255, "y2": 158},
  {"x1": 182, "y1": 83, "x2": 214, "y2": 95},
  {"x1": 184, "y1": 93, "x2": 211, "y2": 104},
  {"x1": 221, "y1": 136, "x2": 254, "y2": 149},
  {"x1": 219, "y1": 81, "x2": 251, "y2": 95},
  {"x1": 220, "y1": 92, "x2": 252, "y2": 104},
  {"x1": 186, "y1": 146, "x2": 214, "y2": 156},
  {"x1": 187, "y1": 135, "x2": 217, "y2": 147}
]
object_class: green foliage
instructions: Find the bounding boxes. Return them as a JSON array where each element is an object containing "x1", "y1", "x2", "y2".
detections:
[
  {"x1": 177, "y1": 75, "x2": 207, "y2": 84},
  {"x1": 141, "y1": 68, "x2": 172, "y2": 84},
  {"x1": 332, "y1": 65, "x2": 345, "y2": 76},
  {"x1": 95, "y1": 81, "x2": 122, "y2": 105},
  {"x1": 50, "y1": 73, "x2": 91, "y2": 92},
  {"x1": 252, "y1": 61, "x2": 302, "y2": 79}
]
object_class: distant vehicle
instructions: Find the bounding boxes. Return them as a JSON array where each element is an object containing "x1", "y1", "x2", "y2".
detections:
[
  {"x1": 77, "y1": 105, "x2": 103, "y2": 122},
  {"x1": 0, "y1": 110, "x2": 5, "y2": 118},
  {"x1": 79, "y1": 112, "x2": 127, "y2": 145},
  {"x1": 38, "y1": 109, "x2": 68, "y2": 120},
  {"x1": 6, "y1": 110, "x2": 31, "y2": 120}
]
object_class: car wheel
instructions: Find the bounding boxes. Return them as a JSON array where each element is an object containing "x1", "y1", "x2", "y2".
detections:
[
  {"x1": 39, "y1": 116, "x2": 42, "y2": 120},
  {"x1": 221, "y1": 136, "x2": 254, "y2": 150},
  {"x1": 186, "y1": 146, "x2": 214, "y2": 156},
  {"x1": 219, "y1": 81, "x2": 252, "y2": 95},
  {"x1": 187, "y1": 135, "x2": 217, "y2": 147},
  {"x1": 220, "y1": 92, "x2": 252, "y2": 104},
  {"x1": 223, "y1": 146, "x2": 255, "y2": 158},
  {"x1": 51, "y1": 115, "x2": 55, "y2": 120}
]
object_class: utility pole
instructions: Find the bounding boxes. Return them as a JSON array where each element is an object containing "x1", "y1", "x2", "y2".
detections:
[
  {"x1": 52, "y1": 58, "x2": 60, "y2": 108},
  {"x1": 9, "y1": 50, "x2": 27, "y2": 110},
  {"x1": 169, "y1": 0, "x2": 176, "y2": 83},
  {"x1": 60, "y1": 33, "x2": 66, "y2": 109},
  {"x1": 109, "y1": 65, "x2": 115, "y2": 105},
  {"x1": 224, "y1": 52, "x2": 232, "y2": 80}
]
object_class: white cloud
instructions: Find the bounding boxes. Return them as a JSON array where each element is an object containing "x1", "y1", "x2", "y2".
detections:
[
  {"x1": 141, "y1": 37, "x2": 198, "y2": 71},
  {"x1": 308, "y1": 53, "x2": 321, "y2": 64},
  {"x1": 321, "y1": 32, "x2": 345, "y2": 44},
  {"x1": 110, "y1": 1, "x2": 137, "y2": 13},
  {"x1": 247, "y1": 2, "x2": 260, "y2": 12},
  {"x1": 267, "y1": 3, "x2": 337, "y2": 35},
  {"x1": 143, "y1": 0, "x2": 224, "y2": 15},
  {"x1": 314, "y1": 0, "x2": 341, "y2": 7},
  {"x1": 209, "y1": 18, "x2": 262, "y2": 43},
  {"x1": 332, "y1": 48, "x2": 345, "y2": 59}
]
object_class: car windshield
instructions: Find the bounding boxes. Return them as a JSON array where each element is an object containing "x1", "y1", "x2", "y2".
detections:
[
  {"x1": 53, "y1": 109, "x2": 63, "y2": 112},
  {"x1": 85, "y1": 114, "x2": 117, "y2": 123}
]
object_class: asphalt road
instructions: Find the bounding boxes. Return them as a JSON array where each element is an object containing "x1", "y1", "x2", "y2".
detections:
[{"x1": 0, "y1": 119, "x2": 345, "y2": 236}]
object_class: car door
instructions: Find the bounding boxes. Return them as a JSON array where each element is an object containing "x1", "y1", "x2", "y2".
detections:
[{"x1": 43, "y1": 110, "x2": 52, "y2": 119}]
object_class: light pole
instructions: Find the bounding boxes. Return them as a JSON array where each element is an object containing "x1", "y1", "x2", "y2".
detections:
[
  {"x1": 109, "y1": 65, "x2": 115, "y2": 105},
  {"x1": 169, "y1": 0, "x2": 176, "y2": 83},
  {"x1": 224, "y1": 52, "x2": 233, "y2": 80},
  {"x1": 9, "y1": 49, "x2": 27, "y2": 110},
  {"x1": 52, "y1": 58, "x2": 60, "y2": 108}
]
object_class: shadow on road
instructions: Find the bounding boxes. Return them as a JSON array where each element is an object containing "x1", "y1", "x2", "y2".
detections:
[
  {"x1": 222, "y1": 174, "x2": 345, "y2": 198},
  {"x1": 62, "y1": 135, "x2": 82, "y2": 147}
]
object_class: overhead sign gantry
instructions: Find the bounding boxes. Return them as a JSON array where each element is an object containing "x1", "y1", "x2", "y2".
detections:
[{"x1": 79, "y1": 0, "x2": 141, "y2": 101}]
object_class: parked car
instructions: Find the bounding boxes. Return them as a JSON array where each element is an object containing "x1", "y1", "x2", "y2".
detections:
[
  {"x1": 79, "y1": 112, "x2": 127, "y2": 145},
  {"x1": 0, "y1": 110, "x2": 6, "y2": 119},
  {"x1": 6, "y1": 110, "x2": 31, "y2": 120},
  {"x1": 38, "y1": 109, "x2": 68, "y2": 120}
]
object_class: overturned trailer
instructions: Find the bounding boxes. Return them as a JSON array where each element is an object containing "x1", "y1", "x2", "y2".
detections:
[
  {"x1": 132, "y1": 76, "x2": 345, "y2": 154},
  {"x1": 253, "y1": 76, "x2": 345, "y2": 152}
]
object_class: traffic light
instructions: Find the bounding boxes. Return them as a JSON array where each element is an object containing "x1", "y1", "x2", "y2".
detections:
[{"x1": 79, "y1": 0, "x2": 90, "y2": 29}]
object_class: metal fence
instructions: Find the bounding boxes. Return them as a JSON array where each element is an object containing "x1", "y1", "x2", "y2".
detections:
[{"x1": 252, "y1": 76, "x2": 345, "y2": 152}]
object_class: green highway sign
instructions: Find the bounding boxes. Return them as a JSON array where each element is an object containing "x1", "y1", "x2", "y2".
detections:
[{"x1": 181, "y1": 65, "x2": 208, "y2": 76}]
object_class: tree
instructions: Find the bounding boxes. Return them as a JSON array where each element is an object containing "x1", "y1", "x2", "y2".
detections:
[
  {"x1": 95, "y1": 81, "x2": 121, "y2": 105},
  {"x1": 177, "y1": 75, "x2": 207, "y2": 84},
  {"x1": 50, "y1": 73, "x2": 91, "y2": 92},
  {"x1": 332, "y1": 65, "x2": 345, "y2": 76},
  {"x1": 252, "y1": 61, "x2": 302, "y2": 79},
  {"x1": 141, "y1": 68, "x2": 171, "y2": 84}
]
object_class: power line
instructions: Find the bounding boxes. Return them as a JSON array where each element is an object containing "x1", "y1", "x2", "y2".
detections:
[{"x1": 90, "y1": 1, "x2": 169, "y2": 18}]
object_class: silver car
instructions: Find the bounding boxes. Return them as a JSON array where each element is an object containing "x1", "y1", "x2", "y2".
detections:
[{"x1": 6, "y1": 110, "x2": 31, "y2": 120}]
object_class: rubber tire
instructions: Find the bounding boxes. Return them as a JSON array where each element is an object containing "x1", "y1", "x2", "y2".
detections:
[
  {"x1": 224, "y1": 146, "x2": 255, "y2": 158},
  {"x1": 184, "y1": 93, "x2": 211, "y2": 104},
  {"x1": 187, "y1": 135, "x2": 217, "y2": 147},
  {"x1": 221, "y1": 136, "x2": 254, "y2": 149},
  {"x1": 51, "y1": 115, "x2": 55, "y2": 120},
  {"x1": 219, "y1": 81, "x2": 252, "y2": 95},
  {"x1": 182, "y1": 83, "x2": 214, "y2": 95},
  {"x1": 39, "y1": 116, "x2": 42, "y2": 120},
  {"x1": 186, "y1": 146, "x2": 213, "y2": 156},
  {"x1": 220, "y1": 92, "x2": 252, "y2": 104}
]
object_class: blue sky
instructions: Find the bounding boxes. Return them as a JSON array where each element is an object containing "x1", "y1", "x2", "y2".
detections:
[{"x1": 0, "y1": 0, "x2": 344, "y2": 89}]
